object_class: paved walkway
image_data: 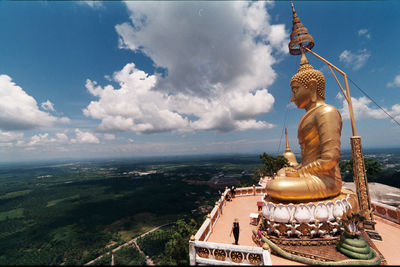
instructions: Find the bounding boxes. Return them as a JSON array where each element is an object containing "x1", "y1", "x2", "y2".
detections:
[
  {"x1": 372, "y1": 215, "x2": 400, "y2": 265},
  {"x1": 207, "y1": 195, "x2": 261, "y2": 246},
  {"x1": 206, "y1": 195, "x2": 304, "y2": 265}
]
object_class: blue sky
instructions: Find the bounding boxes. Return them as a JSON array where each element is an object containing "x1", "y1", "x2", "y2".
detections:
[{"x1": 0, "y1": 0, "x2": 399, "y2": 162}]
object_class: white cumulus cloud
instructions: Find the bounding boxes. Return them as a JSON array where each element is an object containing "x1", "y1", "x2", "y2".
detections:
[
  {"x1": 59, "y1": 117, "x2": 71, "y2": 124},
  {"x1": 103, "y1": 133, "x2": 115, "y2": 140},
  {"x1": 41, "y1": 100, "x2": 55, "y2": 112},
  {"x1": 84, "y1": 2, "x2": 286, "y2": 134},
  {"x1": 78, "y1": 1, "x2": 103, "y2": 8},
  {"x1": 358, "y1": 29, "x2": 371, "y2": 39},
  {"x1": 56, "y1": 133, "x2": 69, "y2": 143},
  {"x1": 0, "y1": 75, "x2": 60, "y2": 131},
  {"x1": 0, "y1": 131, "x2": 23, "y2": 147},
  {"x1": 339, "y1": 49, "x2": 370, "y2": 70},
  {"x1": 71, "y1": 129, "x2": 100, "y2": 144},
  {"x1": 0, "y1": 131, "x2": 23, "y2": 143},
  {"x1": 14, "y1": 132, "x2": 70, "y2": 147},
  {"x1": 387, "y1": 74, "x2": 400, "y2": 88},
  {"x1": 337, "y1": 93, "x2": 400, "y2": 121},
  {"x1": 83, "y1": 65, "x2": 189, "y2": 134},
  {"x1": 28, "y1": 133, "x2": 50, "y2": 146}
]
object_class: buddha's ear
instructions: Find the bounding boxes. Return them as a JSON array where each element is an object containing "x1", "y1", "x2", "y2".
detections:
[{"x1": 308, "y1": 79, "x2": 317, "y2": 102}]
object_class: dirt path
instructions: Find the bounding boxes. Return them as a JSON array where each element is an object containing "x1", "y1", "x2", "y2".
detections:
[
  {"x1": 133, "y1": 239, "x2": 154, "y2": 265},
  {"x1": 84, "y1": 223, "x2": 171, "y2": 266}
]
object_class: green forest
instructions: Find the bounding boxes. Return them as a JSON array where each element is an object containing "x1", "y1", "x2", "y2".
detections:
[{"x1": 0, "y1": 155, "x2": 258, "y2": 265}]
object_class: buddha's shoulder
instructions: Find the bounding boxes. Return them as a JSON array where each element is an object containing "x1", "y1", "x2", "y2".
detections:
[
  {"x1": 315, "y1": 104, "x2": 341, "y2": 115},
  {"x1": 301, "y1": 104, "x2": 341, "y2": 125}
]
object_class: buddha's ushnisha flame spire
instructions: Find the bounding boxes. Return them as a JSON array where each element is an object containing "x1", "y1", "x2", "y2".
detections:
[{"x1": 288, "y1": 1, "x2": 314, "y2": 55}]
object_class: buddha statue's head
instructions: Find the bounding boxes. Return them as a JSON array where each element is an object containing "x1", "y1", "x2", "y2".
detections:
[{"x1": 290, "y1": 53, "x2": 325, "y2": 109}]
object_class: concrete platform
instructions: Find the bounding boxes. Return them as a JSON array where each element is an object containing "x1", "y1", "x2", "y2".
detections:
[
  {"x1": 205, "y1": 191, "x2": 400, "y2": 265},
  {"x1": 343, "y1": 182, "x2": 400, "y2": 207}
]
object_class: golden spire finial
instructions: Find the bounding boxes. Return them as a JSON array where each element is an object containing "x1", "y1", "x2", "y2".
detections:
[
  {"x1": 285, "y1": 128, "x2": 291, "y2": 152},
  {"x1": 282, "y1": 128, "x2": 298, "y2": 166},
  {"x1": 300, "y1": 51, "x2": 309, "y2": 65},
  {"x1": 288, "y1": 1, "x2": 314, "y2": 55},
  {"x1": 290, "y1": 1, "x2": 299, "y2": 23}
]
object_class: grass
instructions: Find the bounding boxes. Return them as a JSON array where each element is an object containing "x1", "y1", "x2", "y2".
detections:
[
  {"x1": 51, "y1": 224, "x2": 76, "y2": 242},
  {"x1": 46, "y1": 194, "x2": 79, "y2": 207},
  {"x1": 0, "y1": 208, "x2": 24, "y2": 221},
  {"x1": 0, "y1": 189, "x2": 32, "y2": 200},
  {"x1": 104, "y1": 215, "x2": 155, "y2": 241},
  {"x1": 103, "y1": 212, "x2": 176, "y2": 242},
  {"x1": 150, "y1": 164, "x2": 189, "y2": 171}
]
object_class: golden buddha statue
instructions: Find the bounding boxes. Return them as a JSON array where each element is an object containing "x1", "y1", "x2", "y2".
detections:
[{"x1": 267, "y1": 52, "x2": 343, "y2": 202}]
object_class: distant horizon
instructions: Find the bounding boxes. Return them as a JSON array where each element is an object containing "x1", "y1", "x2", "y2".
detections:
[{"x1": 1, "y1": 146, "x2": 399, "y2": 166}]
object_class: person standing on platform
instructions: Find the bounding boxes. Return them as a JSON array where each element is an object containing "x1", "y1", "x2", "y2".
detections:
[{"x1": 230, "y1": 218, "x2": 240, "y2": 245}]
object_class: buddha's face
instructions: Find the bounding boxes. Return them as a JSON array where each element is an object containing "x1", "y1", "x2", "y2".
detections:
[{"x1": 290, "y1": 81, "x2": 311, "y2": 109}]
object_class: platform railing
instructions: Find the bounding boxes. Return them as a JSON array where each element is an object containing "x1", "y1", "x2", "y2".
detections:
[
  {"x1": 189, "y1": 240, "x2": 271, "y2": 265},
  {"x1": 371, "y1": 201, "x2": 400, "y2": 225},
  {"x1": 194, "y1": 188, "x2": 228, "y2": 242}
]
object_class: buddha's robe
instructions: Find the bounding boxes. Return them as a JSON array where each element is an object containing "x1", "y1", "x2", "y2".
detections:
[{"x1": 267, "y1": 104, "x2": 342, "y2": 201}]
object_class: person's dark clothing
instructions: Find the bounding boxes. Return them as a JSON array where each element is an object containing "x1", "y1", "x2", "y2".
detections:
[
  {"x1": 232, "y1": 222, "x2": 239, "y2": 245},
  {"x1": 231, "y1": 187, "x2": 236, "y2": 198}
]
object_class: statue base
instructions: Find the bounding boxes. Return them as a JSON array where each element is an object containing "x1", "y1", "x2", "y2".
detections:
[
  {"x1": 254, "y1": 188, "x2": 386, "y2": 264},
  {"x1": 260, "y1": 189, "x2": 359, "y2": 238}
]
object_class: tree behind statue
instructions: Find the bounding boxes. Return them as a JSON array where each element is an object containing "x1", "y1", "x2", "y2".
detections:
[
  {"x1": 340, "y1": 158, "x2": 382, "y2": 182},
  {"x1": 254, "y1": 153, "x2": 289, "y2": 180}
]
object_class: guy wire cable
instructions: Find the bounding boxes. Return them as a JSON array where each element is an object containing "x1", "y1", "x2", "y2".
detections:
[
  {"x1": 348, "y1": 77, "x2": 400, "y2": 128},
  {"x1": 277, "y1": 59, "x2": 297, "y2": 154}
]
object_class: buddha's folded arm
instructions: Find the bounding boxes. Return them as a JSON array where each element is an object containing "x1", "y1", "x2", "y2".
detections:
[{"x1": 294, "y1": 163, "x2": 303, "y2": 170}]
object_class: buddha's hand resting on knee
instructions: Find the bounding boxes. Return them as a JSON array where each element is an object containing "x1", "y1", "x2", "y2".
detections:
[{"x1": 277, "y1": 167, "x2": 300, "y2": 177}]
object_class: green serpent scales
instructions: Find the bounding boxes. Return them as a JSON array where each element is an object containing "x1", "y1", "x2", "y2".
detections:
[{"x1": 337, "y1": 232, "x2": 376, "y2": 260}]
